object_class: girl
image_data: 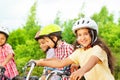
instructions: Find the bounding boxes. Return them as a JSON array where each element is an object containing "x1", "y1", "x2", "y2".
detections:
[
  {"x1": 0, "y1": 26, "x2": 19, "y2": 79},
  {"x1": 32, "y1": 18, "x2": 115, "y2": 80}
]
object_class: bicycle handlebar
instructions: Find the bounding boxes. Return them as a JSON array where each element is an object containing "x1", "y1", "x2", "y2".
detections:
[
  {"x1": 45, "y1": 70, "x2": 69, "y2": 80},
  {"x1": 26, "y1": 61, "x2": 36, "y2": 67},
  {"x1": 25, "y1": 61, "x2": 36, "y2": 80},
  {"x1": 0, "y1": 66, "x2": 6, "y2": 75}
]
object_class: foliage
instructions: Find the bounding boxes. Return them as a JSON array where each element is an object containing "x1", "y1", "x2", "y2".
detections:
[
  {"x1": 8, "y1": 1, "x2": 45, "y2": 77},
  {"x1": 24, "y1": 1, "x2": 39, "y2": 31},
  {"x1": 54, "y1": 11, "x2": 62, "y2": 25},
  {"x1": 7, "y1": 3, "x2": 120, "y2": 80},
  {"x1": 92, "y1": 6, "x2": 120, "y2": 80},
  {"x1": 62, "y1": 20, "x2": 75, "y2": 44},
  {"x1": 14, "y1": 40, "x2": 45, "y2": 76},
  {"x1": 8, "y1": 28, "x2": 27, "y2": 49}
]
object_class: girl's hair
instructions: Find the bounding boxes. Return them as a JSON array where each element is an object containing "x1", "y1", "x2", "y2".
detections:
[
  {"x1": 49, "y1": 31, "x2": 62, "y2": 40},
  {"x1": 0, "y1": 32, "x2": 8, "y2": 46},
  {"x1": 48, "y1": 31, "x2": 62, "y2": 48},
  {"x1": 93, "y1": 38, "x2": 115, "y2": 74},
  {"x1": 0, "y1": 32, "x2": 8, "y2": 39},
  {"x1": 73, "y1": 28, "x2": 115, "y2": 74}
]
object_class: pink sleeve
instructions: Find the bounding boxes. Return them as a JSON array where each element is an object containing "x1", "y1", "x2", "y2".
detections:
[{"x1": 5, "y1": 43, "x2": 14, "y2": 55}]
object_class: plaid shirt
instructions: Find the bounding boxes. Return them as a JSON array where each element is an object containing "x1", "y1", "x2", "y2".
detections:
[
  {"x1": 54, "y1": 41, "x2": 74, "y2": 80},
  {"x1": 0, "y1": 43, "x2": 18, "y2": 79},
  {"x1": 55, "y1": 41, "x2": 73, "y2": 60}
]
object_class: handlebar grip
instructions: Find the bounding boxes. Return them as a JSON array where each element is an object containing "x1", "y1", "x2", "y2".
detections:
[
  {"x1": 27, "y1": 61, "x2": 36, "y2": 67},
  {"x1": 0, "y1": 66, "x2": 6, "y2": 74}
]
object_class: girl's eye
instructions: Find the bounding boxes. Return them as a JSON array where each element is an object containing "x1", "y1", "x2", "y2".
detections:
[
  {"x1": 84, "y1": 32, "x2": 89, "y2": 35},
  {"x1": 77, "y1": 34, "x2": 81, "y2": 37},
  {"x1": 0, "y1": 38, "x2": 5, "y2": 40},
  {"x1": 77, "y1": 32, "x2": 89, "y2": 36},
  {"x1": 45, "y1": 40, "x2": 49, "y2": 42}
]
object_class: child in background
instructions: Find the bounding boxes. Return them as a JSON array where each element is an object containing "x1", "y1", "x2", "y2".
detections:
[
  {"x1": 35, "y1": 31, "x2": 56, "y2": 80},
  {"x1": 32, "y1": 18, "x2": 115, "y2": 80},
  {"x1": 0, "y1": 26, "x2": 19, "y2": 79},
  {"x1": 34, "y1": 24, "x2": 74, "y2": 80}
]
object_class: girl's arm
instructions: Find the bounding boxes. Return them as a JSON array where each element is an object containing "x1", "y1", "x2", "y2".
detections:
[
  {"x1": 2, "y1": 53, "x2": 13, "y2": 66},
  {"x1": 70, "y1": 55, "x2": 100, "y2": 80},
  {"x1": 34, "y1": 57, "x2": 74, "y2": 68},
  {"x1": 43, "y1": 57, "x2": 57, "y2": 61}
]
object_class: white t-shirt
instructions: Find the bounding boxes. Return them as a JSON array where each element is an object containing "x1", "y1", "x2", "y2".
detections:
[{"x1": 46, "y1": 48, "x2": 55, "y2": 58}]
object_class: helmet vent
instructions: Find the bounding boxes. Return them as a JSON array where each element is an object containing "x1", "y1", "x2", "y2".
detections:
[
  {"x1": 72, "y1": 17, "x2": 98, "y2": 34},
  {"x1": 77, "y1": 21, "x2": 79, "y2": 25},
  {"x1": 87, "y1": 21, "x2": 89, "y2": 23},
  {"x1": 82, "y1": 20, "x2": 85, "y2": 24}
]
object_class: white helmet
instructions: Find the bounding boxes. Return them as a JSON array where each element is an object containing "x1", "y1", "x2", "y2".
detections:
[
  {"x1": 72, "y1": 17, "x2": 98, "y2": 34},
  {"x1": 0, "y1": 26, "x2": 9, "y2": 37}
]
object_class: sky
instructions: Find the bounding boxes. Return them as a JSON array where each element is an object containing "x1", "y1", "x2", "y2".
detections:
[{"x1": 0, "y1": 0, "x2": 120, "y2": 31}]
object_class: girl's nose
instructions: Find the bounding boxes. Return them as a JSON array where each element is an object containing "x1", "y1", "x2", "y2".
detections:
[{"x1": 77, "y1": 36, "x2": 85, "y2": 41}]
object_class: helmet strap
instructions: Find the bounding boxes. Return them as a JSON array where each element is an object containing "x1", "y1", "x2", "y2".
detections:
[
  {"x1": 48, "y1": 36, "x2": 57, "y2": 48},
  {"x1": 54, "y1": 38, "x2": 60, "y2": 48},
  {"x1": 90, "y1": 30, "x2": 97, "y2": 46},
  {"x1": 44, "y1": 46, "x2": 50, "y2": 53}
]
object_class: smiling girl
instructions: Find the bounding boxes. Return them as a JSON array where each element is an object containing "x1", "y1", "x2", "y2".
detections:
[{"x1": 32, "y1": 17, "x2": 115, "y2": 80}]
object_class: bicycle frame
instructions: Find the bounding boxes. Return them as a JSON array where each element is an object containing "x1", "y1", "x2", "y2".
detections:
[
  {"x1": 22, "y1": 61, "x2": 39, "y2": 80},
  {"x1": 44, "y1": 70, "x2": 69, "y2": 80},
  {"x1": 26, "y1": 63, "x2": 36, "y2": 80}
]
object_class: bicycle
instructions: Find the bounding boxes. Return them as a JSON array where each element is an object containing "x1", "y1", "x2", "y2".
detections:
[
  {"x1": 44, "y1": 70, "x2": 69, "y2": 80},
  {"x1": 39, "y1": 65, "x2": 85, "y2": 80},
  {"x1": 12, "y1": 61, "x2": 39, "y2": 80},
  {"x1": 0, "y1": 66, "x2": 11, "y2": 80},
  {"x1": 39, "y1": 65, "x2": 71, "y2": 80},
  {"x1": 17, "y1": 61, "x2": 85, "y2": 80}
]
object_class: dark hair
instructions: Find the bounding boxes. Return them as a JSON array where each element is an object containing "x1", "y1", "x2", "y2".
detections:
[
  {"x1": 49, "y1": 31, "x2": 62, "y2": 48},
  {"x1": 49, "y1": 31, "x2": 62, "y2": 40},
  {"x1": 93, "y1": 38, "x2": 115, "y2": 74},
  {"x1": 34, "y1": 35, "x2": 48, "y2": 41},
  {"x1": 0, "y1": 32, "x2": 9, "y2": 39},
  {"x1": 0, "y1": 32, "x2": 8, "y2": 46},
  {"x1": 73, "y1": 28, "x2": 115, "y2": 74}
]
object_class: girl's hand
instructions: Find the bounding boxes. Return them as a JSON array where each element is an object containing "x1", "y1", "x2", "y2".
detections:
[
  {"x1": 70, "y1": 69, "x2": 84, "y2": 80},
  {"x1": 70, "y1": 64, "x2": 79, "y2": 73},
  {"x1": 29, "y1": 59, "x2": 44, "y2": 66}
]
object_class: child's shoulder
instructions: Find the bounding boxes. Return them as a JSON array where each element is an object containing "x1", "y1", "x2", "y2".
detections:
[
  {"x1": 62, "y1": 41, "x2": 72, "y2": 46},
  {"x1": 92, "y1": 45, "x2": 103, "y2": 51},
  {"x1": 62, "y1": 42, "x2": 73, "y2": 48},
  {"x1": 4, "y1": 43, "x2": 12, "y2": 48},
  {"x1": 93, "y1": 45, "x2": 101, "y2": 49}
]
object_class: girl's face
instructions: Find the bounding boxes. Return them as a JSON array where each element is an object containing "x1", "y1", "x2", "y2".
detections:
[
  {"x1": 44, "y1": 37, "x2": 55, "y2": 48},
  {"x1": 0, "y1": 33, "x2": 6, "y2": 46},
  {"x1": 76, "y1": 28, "x2": 92, "y2": 48},
  {"x1": 38, "y1": 38, "x2": 48, "y2": 52}
]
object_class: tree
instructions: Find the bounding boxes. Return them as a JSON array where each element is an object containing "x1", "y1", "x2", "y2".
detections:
[
  {"x1": 62, "y1": 20, "x2": 75, "y2": 44},
  {"x1": 7, "y1": 4, "x2": 120, "y2": 79},
  {"x1": 24, "y1": 1, "x2": 40, "y2": 31},
  {"x1": 8, "y1": 0, "x2": 44, "y2": 76},
  {"x1": 7, "y1": 28, "x2": 27, "y2": 49},
  {"x1": 92, "y1": 6, "x2": 114, "y2": 24},
  {"x1": 54, "y1": 11, "x2": 62, "y2": 25}
]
